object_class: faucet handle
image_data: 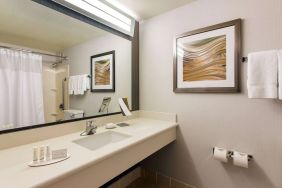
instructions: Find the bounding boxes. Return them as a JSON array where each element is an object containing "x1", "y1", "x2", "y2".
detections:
[
  {"x1": 86, "y1": 120, "x2": 94, "y2": 127},
  {"x1": 85, "y1": 120, "x2": 97, "y2": 135}
]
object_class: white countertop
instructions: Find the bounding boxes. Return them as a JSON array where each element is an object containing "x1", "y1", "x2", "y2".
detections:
[{"x1": 0, "y1": 117, "x2": 177, "y2": 188}]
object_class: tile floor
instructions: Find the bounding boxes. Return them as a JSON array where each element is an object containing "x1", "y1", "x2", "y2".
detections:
[
  {"x1": 126, "y1": 169, "x2": 193, "y2": 188},
  {"x1": 127, "y1": 177, "x2": 162, "y2": 188},
  {"x1": 106, "y1": 168, "x2": 194, "y2": 188}
]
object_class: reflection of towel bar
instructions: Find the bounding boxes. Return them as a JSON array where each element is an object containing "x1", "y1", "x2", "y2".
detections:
[
  {"x1": 242, "y1": 57, "x2": 248, "y2": 63},
  {"x1": 66, "y1": 75, "x2": 91, "y2": 79}
]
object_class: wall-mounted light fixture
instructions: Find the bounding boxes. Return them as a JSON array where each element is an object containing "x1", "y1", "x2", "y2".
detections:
[{"x1": 52, "y1": 0, "x2": 135, "y2": 36}]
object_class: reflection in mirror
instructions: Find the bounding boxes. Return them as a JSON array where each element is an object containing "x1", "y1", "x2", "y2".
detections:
[{"x1": 0, "y1": 0, "x2": 132, "y2": 132}]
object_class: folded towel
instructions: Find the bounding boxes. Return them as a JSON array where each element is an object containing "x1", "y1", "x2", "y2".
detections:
[
  {"x1": 68, "y1": 75, "x2": 90, "y2": 95},
  {"x1": 81, "y1": 74, "x2": 90, "y2": 91},
  {"x1": 278, "y1": 50, "x2": 282, "y2": 99},
  {"x1": 247, "y1": 50, "x2": 278, "y2": 99}
]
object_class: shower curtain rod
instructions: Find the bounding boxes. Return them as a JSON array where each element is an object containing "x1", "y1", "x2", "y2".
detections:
[{"x1": 0, "y1": 45, "x2": 68, "y2": 60}]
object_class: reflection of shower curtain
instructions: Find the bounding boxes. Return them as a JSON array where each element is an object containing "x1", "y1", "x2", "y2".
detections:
[{"x1": 0, "y1": 48, "x2": 45, "y2": 129}]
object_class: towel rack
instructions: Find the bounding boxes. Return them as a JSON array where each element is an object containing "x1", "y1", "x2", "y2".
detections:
[
  {"x1": 59, "y1": 75, "x2": 90, "y2": 110},
  {"x1": 68, "y1": 75, "x2": 91, "y2": 78}
]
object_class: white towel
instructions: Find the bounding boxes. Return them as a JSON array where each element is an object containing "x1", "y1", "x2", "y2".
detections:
[
  {"x1": 278, "y1": 50, "x2": 282, "y2": 99},
  {"x1": 81, "y1": 74, "x2": 90, "y2": 91},
  {"x1": 68, "y1": 75, "x2": 90, "y2": 95},
  {"x1": 68, "y1": 76, "x2": 74, "y2": 95},
  {"x1": 247, "y1": 50, "x2": 278, "y2": 99}
]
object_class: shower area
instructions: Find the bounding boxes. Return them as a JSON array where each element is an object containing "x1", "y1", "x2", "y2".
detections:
[
  {"x1": 0, "y1": 45, "x2": 69, "y2": 129},
  {"x1": 42, "y1": 60, "x2": 69, "y2": 123}
]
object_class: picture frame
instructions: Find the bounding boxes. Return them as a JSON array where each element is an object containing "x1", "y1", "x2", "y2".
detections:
[
  {"x1": 91, "y1": 51, "x2": 115, "y2": 92},
  {"x1": 173, "y1": 19, "x2": 241, "y2": 93}
]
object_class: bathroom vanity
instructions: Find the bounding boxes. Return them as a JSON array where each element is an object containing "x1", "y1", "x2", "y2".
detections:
[
  {"x1": 0, "y1": 1, "x2": 171, "y2": 187},
  {"x1": 0, "y1": 111, "x2": 177, "y2": 188}
]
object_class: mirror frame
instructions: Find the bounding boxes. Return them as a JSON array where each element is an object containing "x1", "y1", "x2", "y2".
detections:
[{"x1": 0, "y1": 0, "x2": 139, "y2": 134}]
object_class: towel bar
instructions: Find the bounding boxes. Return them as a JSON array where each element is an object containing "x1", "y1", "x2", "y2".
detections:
[{"x1": 242, "y1": 57, "x2": 248, "y2": 63}]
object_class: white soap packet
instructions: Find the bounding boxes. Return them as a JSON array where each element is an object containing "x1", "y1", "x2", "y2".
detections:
[
  {"x1": 105, "y1": 123, "x2": 117, "y2": 129},
  {"x1": 52, "y1": 148, "x2": 68, "y2": 160}
]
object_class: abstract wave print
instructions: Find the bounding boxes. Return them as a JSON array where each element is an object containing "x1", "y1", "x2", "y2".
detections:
[
  {"x1": 182, "y1": 35, "x2": 226, "y2": 82},
  {"x1": 95, "y1": 59, "x2": 110, "y2": 85}
]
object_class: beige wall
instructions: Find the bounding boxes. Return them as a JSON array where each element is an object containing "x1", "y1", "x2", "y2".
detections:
[{"x1": 140, "y1": 0, "x2": 282, "y2": 188}]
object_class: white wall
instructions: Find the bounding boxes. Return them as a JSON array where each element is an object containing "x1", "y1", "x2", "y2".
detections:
[
  {"x1": 140, "y1": 0, "x2": 282, "y2": 188},
  {"x1": 64, "y1": 34, "x2": 131, "y2": 116}
]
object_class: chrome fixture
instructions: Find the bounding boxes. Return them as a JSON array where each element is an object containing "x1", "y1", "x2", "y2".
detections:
[
  {"x1": 212, "y1": 147, "x2": 253, "y2": 161},
  {"x1": 0, "y1": 45, "x2": 68, "y2": 60},
  {"x1": 80, "y1": 121, "x2": 97, "y2": 136}
]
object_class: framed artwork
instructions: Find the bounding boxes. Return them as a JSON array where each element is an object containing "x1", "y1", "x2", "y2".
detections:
[
  {"x1": 173, "y1": 19, "x2": 241, "y2": 93},
  {"x1": 91, "y1": 51, "x2": 115, "y2": 92},
  {"x1": 98, "y1": 97, "x2": 111, "y2": 113}
]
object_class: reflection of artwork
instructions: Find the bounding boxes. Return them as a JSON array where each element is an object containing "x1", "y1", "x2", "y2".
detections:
[
  {"x1": 174, "y1": 19, "x2": 241, "y2": 93},
  {"x1": 95, "y1": 59, "x2": 110, "y2": 85},
  {"x1": 91, "y1": 51, "x2": 115, "y2": 92},
  {"x1": 183, "y1": 35, "x2": 226, "y2": 82},
  {"x1": 98, "y1": 97, "x2": 111, "y2": 113}
]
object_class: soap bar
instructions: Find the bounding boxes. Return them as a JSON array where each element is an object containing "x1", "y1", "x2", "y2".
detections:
[
  {"x1": 105, "y1": 123, "x2": 117, "y2": 129},
  {"x1": 52, "y1": 149, "x2": 68, "y2": 160}
]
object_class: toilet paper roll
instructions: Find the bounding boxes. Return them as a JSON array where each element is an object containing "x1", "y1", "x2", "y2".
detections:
[
  {"x1": 213, "y1": 147, "x2": 228, "y2": 163},
  {"x1": 233, "y1": 151, "x2": 248, "y2": 168}
]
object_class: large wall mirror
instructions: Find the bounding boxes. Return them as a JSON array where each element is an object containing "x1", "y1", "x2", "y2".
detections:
[{"x1": 0, "y1": 0, "x2": 139, "y2": 134}]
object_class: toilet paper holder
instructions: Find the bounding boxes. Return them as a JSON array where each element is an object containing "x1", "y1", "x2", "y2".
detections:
[{"x1": 212, "y1": 147, "x2": 253, "y2": 161}]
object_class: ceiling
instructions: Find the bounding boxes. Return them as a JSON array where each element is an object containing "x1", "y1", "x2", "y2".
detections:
[
  {"x1": 115, "y1": 0, "x2": 195, "y2": 20},
  {"x1": 0, "y1": 0, "x2": 106, "y2": 52}
]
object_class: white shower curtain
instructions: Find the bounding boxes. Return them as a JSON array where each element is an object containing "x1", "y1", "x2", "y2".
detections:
[{"x1": 0, "y1": 48, "x2": 45, "y2": 129}]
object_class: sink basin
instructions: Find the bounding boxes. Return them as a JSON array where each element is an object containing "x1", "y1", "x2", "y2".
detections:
[{"x1": 73, "y1": 131, "x2": 131, "y2": 151}]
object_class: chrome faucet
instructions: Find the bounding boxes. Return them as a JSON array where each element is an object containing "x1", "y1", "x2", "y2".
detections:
[{"x1": 80, "y1": 120, "x2": 97, "y2": 136}]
